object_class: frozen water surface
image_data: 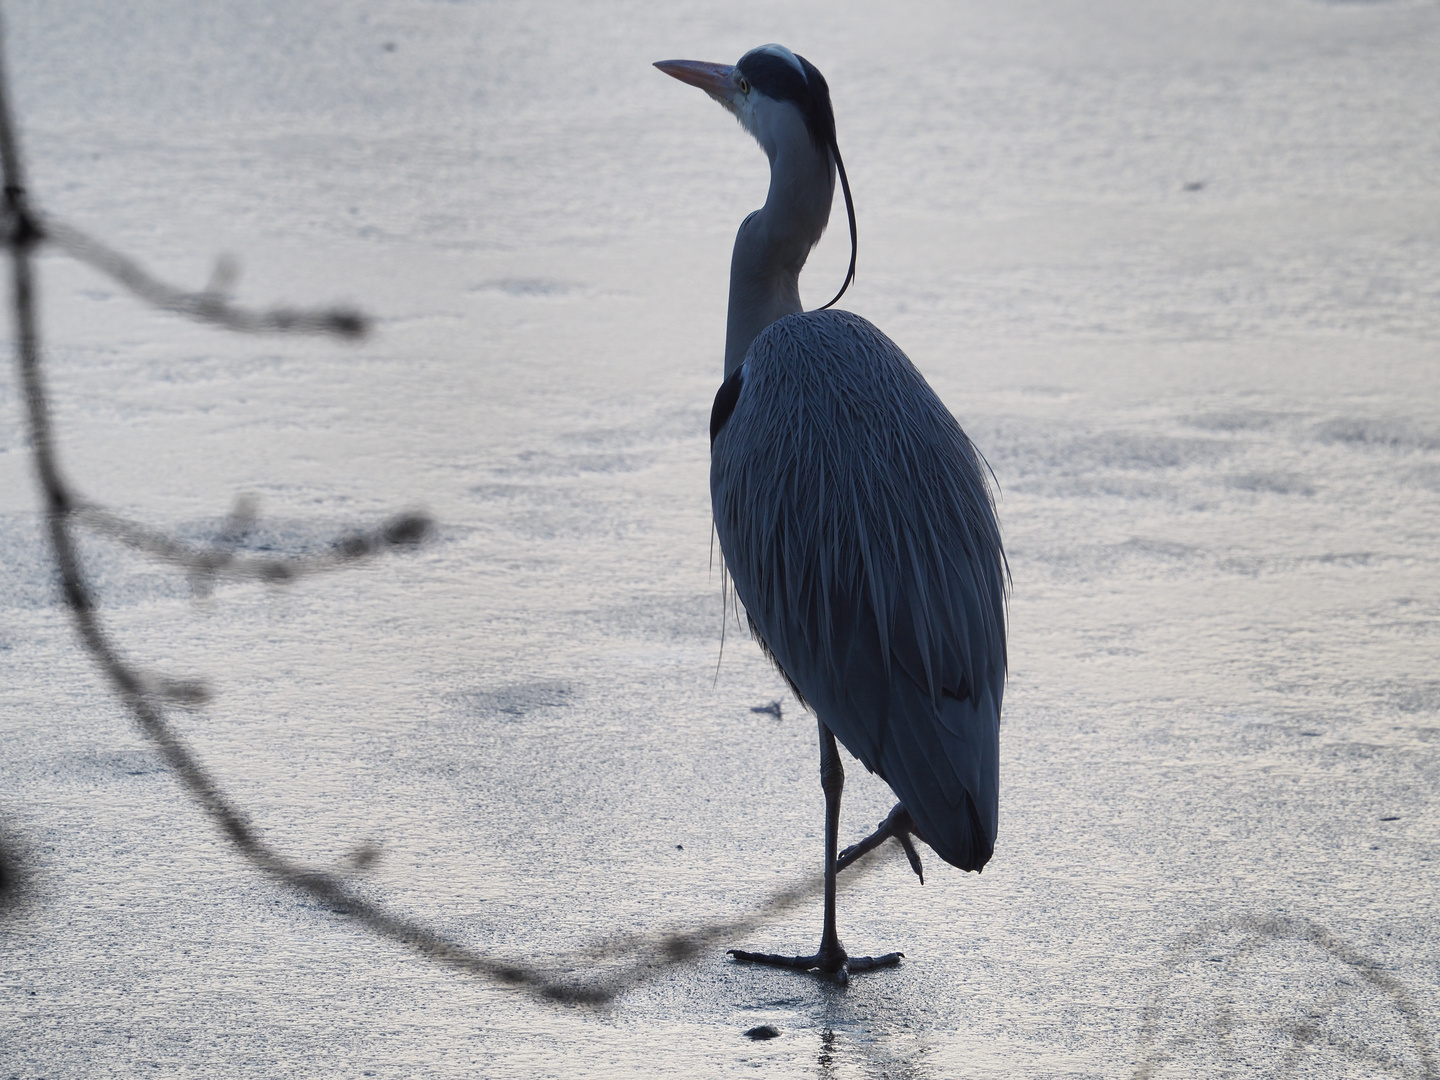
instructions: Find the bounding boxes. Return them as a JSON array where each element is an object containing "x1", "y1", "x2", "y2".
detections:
[{"x1": 1, "y1": 1, "x2": 1438, "y2": 1076}]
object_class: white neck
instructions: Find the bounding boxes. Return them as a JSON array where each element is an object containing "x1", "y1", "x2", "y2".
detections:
[{"x1": 723, "y1": 105, "x2": 835, "y2": 378}]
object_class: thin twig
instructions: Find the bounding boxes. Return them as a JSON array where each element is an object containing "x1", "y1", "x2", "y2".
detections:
[
  {"x1": 43, "y1": 217, "x2": 369, "y2": 339},
  {"x1": 75, "y1": 503, "x2": 431, "y2": 585}
]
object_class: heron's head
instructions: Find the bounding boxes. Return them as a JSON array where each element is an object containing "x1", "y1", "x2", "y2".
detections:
[
  {"x1": 655, "y1": 44, "x2": 858, "y2": 309},
  {"x1": 654, "y1": 45, "x2": 836, "y2": 164}
]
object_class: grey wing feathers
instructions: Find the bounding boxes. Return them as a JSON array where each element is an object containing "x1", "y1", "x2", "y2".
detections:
[{"x1": 711, "y1": 309, "x2": 1006, "y2": 871}]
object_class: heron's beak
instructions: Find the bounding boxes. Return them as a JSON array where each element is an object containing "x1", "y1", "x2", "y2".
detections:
[{"x1": 654, "y1": 59, "x2": 737, "y2": 108}]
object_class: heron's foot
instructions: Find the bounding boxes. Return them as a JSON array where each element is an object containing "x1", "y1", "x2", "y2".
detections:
[
  {"x1": 727, "y1": 945, "x2": 903, "y2": 984},
  {"x1": 837, "y1": 803, "x2": 925, "y2": 883}
]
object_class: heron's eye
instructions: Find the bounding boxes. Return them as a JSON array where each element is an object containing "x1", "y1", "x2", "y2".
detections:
[{"x1": 738, "y1": 76, "x2": 750, "y2": 94}]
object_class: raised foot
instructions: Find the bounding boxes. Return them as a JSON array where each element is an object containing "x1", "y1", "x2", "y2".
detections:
[
  {"x1": 727, "y1": 947, "x2": 904, "y2": 984},
  {"x1": 836, "y1": 803, "x2": 926, "y2": 883}
]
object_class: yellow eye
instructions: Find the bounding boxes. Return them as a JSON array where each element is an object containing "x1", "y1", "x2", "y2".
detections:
[{"x1": 738, "y1": 76, "x2": 750, "y2": 94}]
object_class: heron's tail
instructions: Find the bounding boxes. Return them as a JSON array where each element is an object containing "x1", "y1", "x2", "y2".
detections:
[{"x1": 871, "y1": 678, "x2": 1000, "y2": 874}]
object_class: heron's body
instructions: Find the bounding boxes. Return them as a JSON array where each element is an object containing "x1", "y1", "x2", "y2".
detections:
[
  {"x1": 712, "y1": 309, "x2": 1003, "y2": 873},
  {"x1": 658, "y1": 43, "x2": 1006, "y2": 980}
]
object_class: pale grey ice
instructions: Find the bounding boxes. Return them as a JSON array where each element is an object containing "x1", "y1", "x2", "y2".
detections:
[{"x1": 1, "y1": 1, "x2": 1437, "y2": 1077}]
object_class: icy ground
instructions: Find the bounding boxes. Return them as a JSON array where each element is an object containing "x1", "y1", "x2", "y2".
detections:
[{"x1": 1, "y1": 1, "x2": 1437, "y2": 1076}]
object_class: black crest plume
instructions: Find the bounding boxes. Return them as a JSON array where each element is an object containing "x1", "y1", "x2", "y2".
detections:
[{"x1": 735, "y1": 49, "x2": 857, "y2": 309}]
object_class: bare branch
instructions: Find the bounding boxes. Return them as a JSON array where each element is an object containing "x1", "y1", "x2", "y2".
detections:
[
  {"x1": 43, "y1": 217, "x2": 370, "y2": 339},
  {"x1": 75, "y1": 503, "x2": 432, "y2": 586}
]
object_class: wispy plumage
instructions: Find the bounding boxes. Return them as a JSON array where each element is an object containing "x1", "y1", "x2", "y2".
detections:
[{"x1": 713, "y1": 310, "x2": 1006, "y2": 871}]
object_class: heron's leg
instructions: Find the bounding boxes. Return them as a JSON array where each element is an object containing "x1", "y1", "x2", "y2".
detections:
[
  {"x1": 815, "y1": 719, "x2": 849, "y2": 971},
  {"x1": 836, "y1": 803, "x2": 926, "y2": 883},
  {"x1": 728, "y1": 721, "x2": 903, "y2": 981}
]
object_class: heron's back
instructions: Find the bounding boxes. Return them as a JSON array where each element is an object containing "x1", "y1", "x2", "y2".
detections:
[{"x1": 711, "y1": 309, "x2": 1006, "y2": 871}]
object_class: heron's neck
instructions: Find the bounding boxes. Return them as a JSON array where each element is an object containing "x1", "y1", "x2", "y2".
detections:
[{"x1": 723, "y1": 137, "x2": 835, "y2": 379}]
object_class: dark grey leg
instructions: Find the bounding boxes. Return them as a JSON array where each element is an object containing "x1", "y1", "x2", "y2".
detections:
[
  {"x1": 728, "y1": 720, "x2": 903, "y2": 982},
  {"x1": 814, "y1": 718, "x2": 848, "y2": 973}
]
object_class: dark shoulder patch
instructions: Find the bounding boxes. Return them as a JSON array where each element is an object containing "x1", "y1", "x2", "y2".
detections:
[{"x1": 710, "y1": 365, "x2": 744, "y2": 447}]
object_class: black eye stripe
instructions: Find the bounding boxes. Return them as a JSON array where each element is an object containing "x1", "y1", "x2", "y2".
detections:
[
  {"x1": 735, "y1": 50, "x2": 835, "y2": 153},
  {"x1": 736, "y1": 52, "x2": 807, "y2": 103}
]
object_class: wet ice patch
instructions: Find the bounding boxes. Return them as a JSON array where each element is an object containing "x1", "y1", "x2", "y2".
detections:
[
  {"x1": 1016, "y1": 534, "x2": 1214, "y2": 584},
  {"x1": 1304, "y1": 551, "x2": 1380, "y2": 569},
  {"x1": 1062, "y1": 432, "x2": 1232, "y2": 472},
  {"x1": 480, "y1": 407, "x2": 706, "y2": 484},
  {"x1": 485, "y1": 446, "x2": 654, "y2": 480},
  {"x1": 1073, "y1": 536, "x2": 1206, "y2": 579},
  {"x1": 1402, "y1": 462, "x2": 1440, "y2": 491},
  {"x1": 469, "y1": 278, "x2": 576, "y2": 298},
  {"x1": 62, "y1": 748, "x2": 165, "y2": 782},
  {"x1": 1226, "y1": 471, "x2": 1315, "y2": 496},
  {"x1": 1374, "y1": 678, "x2": 1440, "y2": 719},
  {"x1": 585, "y1": 593, "x2": 719, "y2": 642},
  {"x1": 1009, "y1": 474, "x2": 1184, "y2": 500},
  {"x1": 989, "y1": 426, "x2": 1234, "y2": 501},
  {"x1": 455, "y1": 680, "x2": 574, "y2": 724},
  {"x1": 1000, "y1": 429, "x2": 1230, "y2": 473},
  {"x1": 1315, "y1": 417, "x2": 1440, "y2": 452},
  {"x1": 1184, "y1": 410, "x2": 1286, "y2": 433}
]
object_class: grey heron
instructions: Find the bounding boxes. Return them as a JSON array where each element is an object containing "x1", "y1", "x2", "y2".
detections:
[{"x1": 656, "y1": 45, "x2": 1007, "y2": 982}]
